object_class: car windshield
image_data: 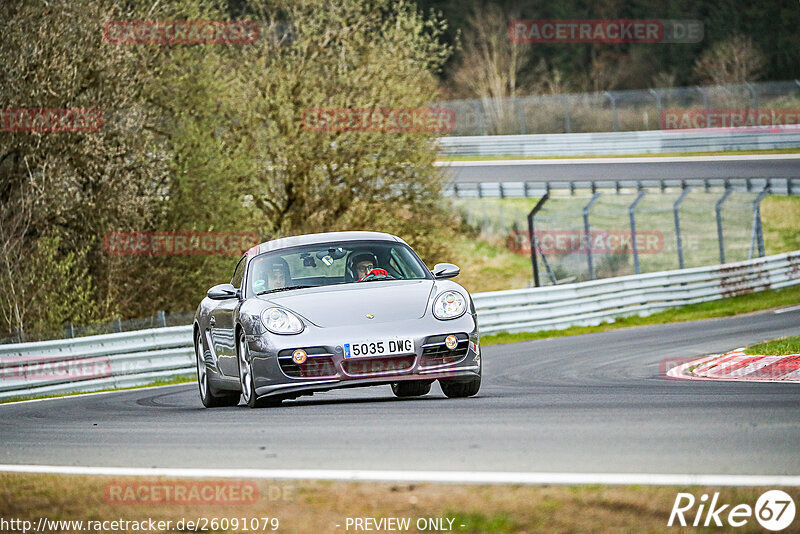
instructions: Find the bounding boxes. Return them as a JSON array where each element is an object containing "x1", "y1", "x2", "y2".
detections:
[{"x1": 247, "y1": 240, "x2": 431, "y2": 295}]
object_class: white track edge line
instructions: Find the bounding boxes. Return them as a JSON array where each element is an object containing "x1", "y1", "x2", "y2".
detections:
[
  {"x1": 1, "y1": 465, "x2": 798, "y2": 486},
  {"x1": 774, "y1": 304, "x2": 800, "y2": 314}
]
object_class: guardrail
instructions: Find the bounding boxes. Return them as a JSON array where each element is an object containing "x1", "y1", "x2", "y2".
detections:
[
  {"x1": 437, "y1": 128, "x2": 800, "y2": 157},
  {"x1": 473, "y1": 251, "x2": 800, "y2": 334},
  {"x1": 1, "y1": 250, "x2": 798, "y2": 400},
  {"x1": 0, "y1": 326, "x2": 194, "y2": 401}
]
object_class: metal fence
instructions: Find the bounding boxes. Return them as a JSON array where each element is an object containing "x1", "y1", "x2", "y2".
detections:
[
  {"x1": 0, "y1": 251, "x2": 798, "y2": 400},
  {"x1": 450, "y1": 178, "x2": 798, "y2": 287},
  {"x1": 436, "y1": 80, "x2": 800, "y2": 136}
]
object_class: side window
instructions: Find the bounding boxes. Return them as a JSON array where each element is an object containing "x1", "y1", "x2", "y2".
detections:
[
  {"x1": 388, "y1": 249, "x2": 407, "y2": 277},
  {"x1": 231, "y1": 256, "x2": 246, "y2": 289}
]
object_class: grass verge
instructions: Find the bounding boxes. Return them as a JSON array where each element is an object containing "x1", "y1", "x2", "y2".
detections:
[
  {"x1": 437, "y1": 147, "x2": 800, "y2": 162},
  {"x1": 482, "y1": 284, "x2": 800, "y2": 346},
  {"x1": 0, "y1": 472, "x2": 795, "y2": 533},
  {"x1": 744, "y1": 335, "x2": 800, "y2": 356}
]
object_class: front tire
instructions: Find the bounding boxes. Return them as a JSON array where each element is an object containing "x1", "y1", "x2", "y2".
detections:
[
  {"x1": 439, "y1": 375, "x2": 481, "y2": 398},
  {"x1": 391, "y1": 380, "x2": 432, "y2": 398},
  {"x1": 238, "y1": 333, "x2": 282, "y2": 408},
  {"x1": 196, "y1": 332, "x2": 240, "y2": 408}
]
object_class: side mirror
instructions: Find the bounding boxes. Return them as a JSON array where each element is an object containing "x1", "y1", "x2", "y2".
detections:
[
  {"x1": 432, "y1": 262, "x2": 460, "y2": 280},
  {"x1": 207, "y1": 283, "x2": 239, "y2": 300}
]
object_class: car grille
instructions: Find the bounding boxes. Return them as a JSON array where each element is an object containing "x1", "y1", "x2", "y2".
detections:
[
  {"x1": 420, "y1": 333, "x2": 469, "y2": 367},
  {"x1": 341, "y1": 355, "x2": 415, "y2": 376},
  {"x1": 278, "y1": 347, "x2": 337, "y2": 378}
]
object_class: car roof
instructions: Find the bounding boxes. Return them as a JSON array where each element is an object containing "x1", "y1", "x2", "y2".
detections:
[{"x1": 247, "y1": 231, "x2": 405, "y2": 256}]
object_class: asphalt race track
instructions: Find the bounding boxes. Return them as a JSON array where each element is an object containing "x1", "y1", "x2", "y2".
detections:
[
  {"x1": 439, "y1": 155, "x2": 800, "y2": 183},
  {"x1": 1, "y1": 309, "x2": 798, "y2": 476}
]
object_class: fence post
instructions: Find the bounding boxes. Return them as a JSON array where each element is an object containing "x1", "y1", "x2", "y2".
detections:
[
  {"x1": 715, "y1": 186, "x2": 733, "y2": 264},
  {"x1": 673, "y1": 186, "x2": 691, "y2": 269},
  {"x1": 561, "y1": 95, "x2": 571, "y2": 133},
  {"x1": 745, "y1": 82, "x2": 759, "y2": 112},
  {"x1": 157, "y1": 310, "x2": 167, "y2": 328},
  {"x1": 695, "y1": 86, "x2": 709, "y2": 109},
  {"x1": 64, "y1": 323, "x2": 74, "y2": 339},
  {"x1": 628, "y1": 188, "x2": 648, "y2": 274},
  {"x1": 583, "y1": 192, "x2": 603, "y2": 280},
  {"x1": 516, "y1": 98, "x2": 527, "y2": 134},
  {"x1": 473, "y1": 100, "x2": 485, "y2": 136},
  {"x1": 603, "y1": 91, "x2": 620, "y2": 131},
  {"x1": 528, "y1": 193, "x2": 550, "y2": 287},
  {"x1": 113, "y1": 317, "x2": 122, "y2": 333},
  {"x1": 648, "y1": 88, "x2": 663, "y2": 123},
  {"x1": 749, "y1": 187, "x2": 770, "y2": 259}
]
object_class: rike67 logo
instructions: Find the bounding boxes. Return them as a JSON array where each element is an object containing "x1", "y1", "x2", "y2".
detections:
[{"x1": 669, "y1": 490, "x2": 796, "y2": 531}]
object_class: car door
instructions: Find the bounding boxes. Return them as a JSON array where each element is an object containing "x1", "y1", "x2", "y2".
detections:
[{"x1": 209, "y1": 255, "x2": 246, "y2": 377}]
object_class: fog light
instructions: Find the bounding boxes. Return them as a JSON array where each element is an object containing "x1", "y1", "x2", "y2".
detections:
[
  {"x1": 445, "y1": 335, "x2": 458, "y2": 350},
  {"x1": 292, "y1": 349, "x2": 307, "y2": 364}
]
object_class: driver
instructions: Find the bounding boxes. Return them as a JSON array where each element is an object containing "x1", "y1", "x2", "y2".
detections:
[
  {"x1": 252, "y1": 257, "x2": 290, "y2": 293},
  {"x1": 347, "y1": 251, "x2": 381, "y2": 281},
  {"x1": 268, "y1": 262, "x2": 288, "y2": 289},
  {"x1": 354, "y1": 252, "x2": 376, "y2": 280}
]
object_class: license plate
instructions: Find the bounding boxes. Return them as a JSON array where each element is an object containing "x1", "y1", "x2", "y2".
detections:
[{"x1": 343, "y1": 339, "x2": 414, "y2": 359}]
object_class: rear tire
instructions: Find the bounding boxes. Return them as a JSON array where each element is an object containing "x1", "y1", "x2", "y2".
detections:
[
  {"x1": 196, "y1": 332, "x2": 240, "y2": 408},
  {"x1": 439, "y1": 376, "x2": 481, "y2": 398},
  {"x1": 391, "y1": 380, "x2": 432, "y2": 397}
]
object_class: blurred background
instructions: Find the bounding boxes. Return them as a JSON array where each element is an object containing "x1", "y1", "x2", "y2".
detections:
[{"x1": 2, "y1": 0, "x2": 799, "y2": 342}]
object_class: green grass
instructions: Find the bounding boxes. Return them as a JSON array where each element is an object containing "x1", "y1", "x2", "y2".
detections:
[
  {"x1": 762, "y1": 195, "x2": 800, "y2": 255},
  {"x1": 0, "y1": 375, "x2": 194, "y2": 405},
  {"x1": 482, "y1": 283, "x2": 800, "y2": 346},
  {"x1": 744, "y1": 335, "x2": 800, "y2": 356},
  {"x1": 437, "y1": 147, "x2": 800, "y2": 162}
]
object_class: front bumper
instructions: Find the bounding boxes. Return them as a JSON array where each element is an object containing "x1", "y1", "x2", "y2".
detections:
[{"x1": 245, "y1": 313, "x2": 480, "y2": 398}]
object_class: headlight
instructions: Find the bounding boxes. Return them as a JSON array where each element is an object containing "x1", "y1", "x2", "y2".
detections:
[
  {"x1": 433, "y1": 290, "x2": 467, "y2": 320},
  {"x1": 261, "y1": 307, "x2": 304, "y2": 334}
]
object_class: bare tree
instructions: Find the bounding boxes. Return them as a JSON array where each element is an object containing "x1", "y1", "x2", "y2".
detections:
[
  {"x1": 450, "y1": 3, "x2": 531, "y2": 134},
  {"x1": 693, "y1": 34, "x2": 766, "y2": 85}
]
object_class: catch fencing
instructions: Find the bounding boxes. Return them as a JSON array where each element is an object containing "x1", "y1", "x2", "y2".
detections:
[
  {"x1": 436, "y1": 80, "x2": 800, "y2": 137},
  {"x1": 449, "y1": 178, "x2": 799, "y2": 287},
  {"x1": 0, "y1": 251, "x2": 798, "y2": 399}
]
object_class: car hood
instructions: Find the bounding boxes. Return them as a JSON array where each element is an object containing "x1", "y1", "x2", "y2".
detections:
[{"x1": 258, "y1": 280, "x2": 435, "y2": 327}]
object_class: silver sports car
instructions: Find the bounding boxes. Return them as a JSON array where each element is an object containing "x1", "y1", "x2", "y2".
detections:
[{"x1": 193, "y1": 231, "x2": 481, "y2": 408}]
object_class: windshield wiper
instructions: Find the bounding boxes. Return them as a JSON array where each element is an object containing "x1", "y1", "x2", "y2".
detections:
[{"x1": 256, "y1": 285, "x2": 315, "y2": 295}]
